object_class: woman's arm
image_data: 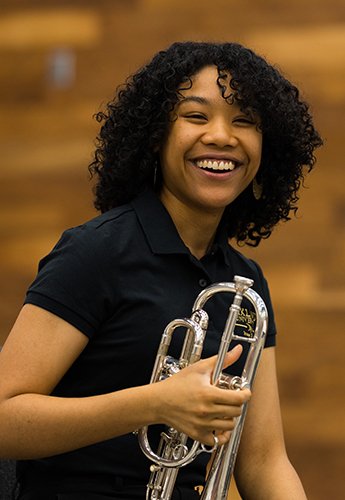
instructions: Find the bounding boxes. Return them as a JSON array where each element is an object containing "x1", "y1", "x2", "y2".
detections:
[
  {"x1": 0, "y1": 304, "x2": 250, "y2": 459},
  {"x1": 234, "y1": 347, "x2": 307, "y2": 499}
]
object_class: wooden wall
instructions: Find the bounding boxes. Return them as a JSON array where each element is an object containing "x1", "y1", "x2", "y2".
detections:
[{"x1": 0, "y1": 1, "x2": 344, "y2": 498}]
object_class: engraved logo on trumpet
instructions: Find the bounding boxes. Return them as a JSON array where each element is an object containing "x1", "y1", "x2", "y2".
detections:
[{"x1": 235, "y1": 307, "x2": 256, "y2": 338}]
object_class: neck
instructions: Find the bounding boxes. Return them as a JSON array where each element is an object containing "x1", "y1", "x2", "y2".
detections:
[
  {"x1": 180, "y1": 219, "x2": 218, "y2": 260},
  {"x1": 160, "y1": 193, "x2": 224, "y2": 259}
]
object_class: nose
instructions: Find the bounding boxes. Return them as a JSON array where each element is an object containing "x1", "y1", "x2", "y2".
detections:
[{"x1": 201, "y1": 118, "x2": 238, "y2": 148}]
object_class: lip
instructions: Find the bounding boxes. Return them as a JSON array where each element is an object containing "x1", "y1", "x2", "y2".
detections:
[
  {"x1": 188, "y1": 159, "x2": 242, "y2": 179},
  {"x1": 189, "y1": 153, "x2": 244, "y2": 177},
  {"x1": 191, "y1": 153, "x2": 243, "y2": 165}
]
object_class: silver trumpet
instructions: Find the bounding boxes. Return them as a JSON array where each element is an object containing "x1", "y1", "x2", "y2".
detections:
[{"x1": 138, "y1": 275, "x2": 268, "y2": 499}]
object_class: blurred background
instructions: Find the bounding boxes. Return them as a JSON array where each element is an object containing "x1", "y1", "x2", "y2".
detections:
[{"x1": 0, "y1": 0, "x2": 344, "y2": 498}]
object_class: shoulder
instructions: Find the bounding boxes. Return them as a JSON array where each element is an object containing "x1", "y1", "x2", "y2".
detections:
[
  {"x1": 69, "y1": 204, "x2": 136, "y2": 238},
  {"x1": 57, "y1": 204, "x2": 139, "y2": 253},
  {"x1": 226, "y1": 243, "x2": 277, "y2": 342},
  {"x1": 226, "y1": 244, "x2": 265, "y2": 282},
  {"x1": 225, "y1": 243, "x2": 271, "y2": 304},
  {"x1": 35, "y1": 204, "x2": 142, "y2": 278}
]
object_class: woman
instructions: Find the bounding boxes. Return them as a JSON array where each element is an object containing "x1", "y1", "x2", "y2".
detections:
[{"x1": 0, "y1": 41, "x2": 322, "y2": 499}]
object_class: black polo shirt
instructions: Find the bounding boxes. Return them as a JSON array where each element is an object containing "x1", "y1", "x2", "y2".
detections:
[{"x1": 19, "y1": 188, "x2": 276, "y2": 497}]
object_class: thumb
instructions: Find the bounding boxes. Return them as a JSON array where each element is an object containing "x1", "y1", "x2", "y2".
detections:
[
  {"x1": 222, "y1": 344, "x2": 243, "y2": 370},
  {"x1": 194, "y1": 344, "x2": 242, "y2": 373}
]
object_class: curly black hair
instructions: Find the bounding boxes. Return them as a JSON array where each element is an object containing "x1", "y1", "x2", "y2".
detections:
[{"x1": 89, "y1": 41, "x2": 322, "y2": 246}]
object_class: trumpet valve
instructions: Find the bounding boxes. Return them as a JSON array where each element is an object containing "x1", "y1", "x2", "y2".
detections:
[
  {"x1": 161, "y1": 356, "x2": 181, "y2": 379},
  {"x1": 217, "y1": 373, "x2": 248, "y2": 391}
]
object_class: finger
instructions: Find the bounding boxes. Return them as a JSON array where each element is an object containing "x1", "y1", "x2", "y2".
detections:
[
  {"x1": 210, "y1": 417, "x2": 237, "y2": 432},
  {"x1": 199, "y1": 429, "x2": 232, "y2": 447},
  {"x1": 216, "y1": 430, "x2": 232, "y2": 446},
  {"x1": 209, "y1": 404, "x2": 243, "y2": 423},
  {"x1": 212, "y1": 387, "x2": 252, "y2": 408}
]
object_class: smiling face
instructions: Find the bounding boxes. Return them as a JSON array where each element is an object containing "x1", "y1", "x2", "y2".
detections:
[{"x1": 158, "y1": 65, "x2": 263, "y2": 222}]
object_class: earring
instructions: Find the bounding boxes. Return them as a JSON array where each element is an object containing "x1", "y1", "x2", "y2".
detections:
[
  {"x1": 153, "y1": 157, "x2": 160, "y2": 188},
  {"x1": 153, "y1": 164, "x2": 157, "y2": 187},
  {"x1": 252, "y1": 177, "x2": 263, "y2": 200}
]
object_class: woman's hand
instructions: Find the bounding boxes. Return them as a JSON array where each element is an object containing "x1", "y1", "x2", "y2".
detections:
[{"x1": 152, "y1": 345, "x2": 251, "y2": 446}]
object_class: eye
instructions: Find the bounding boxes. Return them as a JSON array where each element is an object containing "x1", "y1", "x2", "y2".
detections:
[
  {"x1": 233, "y1": 115, "x2": 257, "y2": 126},
  {"x1": 184, "y1": 112, "x2": 207, "y2": 121}
]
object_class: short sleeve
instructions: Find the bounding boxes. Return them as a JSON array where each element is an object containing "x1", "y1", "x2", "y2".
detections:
[
  {"x1": 250, "y1": 259, "x2": 277, "y2": 348},
  {"x1": 25, "y1": 226, "x2": 117, "y2": 338}
]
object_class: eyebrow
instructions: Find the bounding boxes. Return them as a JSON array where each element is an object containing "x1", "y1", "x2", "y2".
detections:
[{"x1": 177, "y1": 96, "x2": 209, "y2": 106}]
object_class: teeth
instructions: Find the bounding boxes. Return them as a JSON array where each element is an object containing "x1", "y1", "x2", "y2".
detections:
[{"x1": 196, "y1": 160, "x2": 236, "y2": 171}]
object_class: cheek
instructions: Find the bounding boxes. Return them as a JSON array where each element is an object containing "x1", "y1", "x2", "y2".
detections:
[
  {"x1": 248, "y1": 134, "x2": 263, "y2": 165},
  {"x1": 159, "y1": 143, "x2": 178, "y2": 184},
  {"x1": 160, "y1": 135, "x2": 186, "y2": 170}
]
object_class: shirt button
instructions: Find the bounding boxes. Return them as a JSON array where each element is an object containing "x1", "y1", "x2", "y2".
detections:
[{"x1": 198, "y1": 278, "x2": 208, "y2": 288}]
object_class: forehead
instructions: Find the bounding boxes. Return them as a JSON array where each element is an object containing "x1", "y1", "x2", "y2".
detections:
[
  {"x1": 176, "y1": 65, "x2": 260, "y2": 122},
  {"x1": 178, "y1": 65, "x2": 232, "y2": 101}
]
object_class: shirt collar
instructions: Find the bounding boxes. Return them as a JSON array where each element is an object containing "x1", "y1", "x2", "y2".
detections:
[
  {"x1": 207, "y1": 216, "x2": 231, "y2": 267},
  {"x1": 131, "y1": 188, "x2": 189, "y2": 255},
  {"x1": 131, "y1": 188, "x2": 231, "y2": 266}
]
